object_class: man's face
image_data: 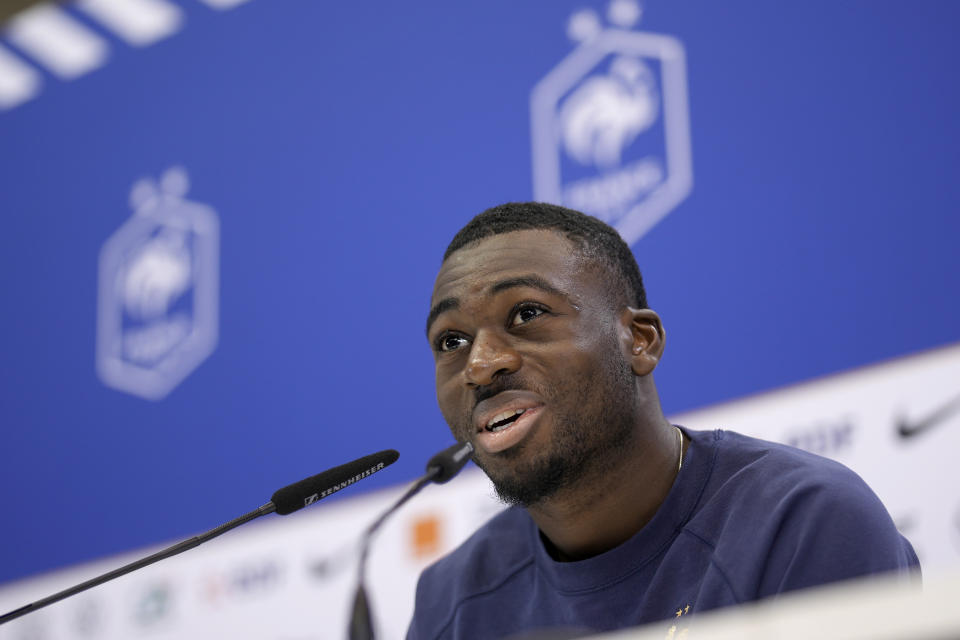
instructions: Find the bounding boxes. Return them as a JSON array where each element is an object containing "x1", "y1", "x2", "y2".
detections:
[{"x1": 426, "y1": 229, "x2": 638, "y2": 506}]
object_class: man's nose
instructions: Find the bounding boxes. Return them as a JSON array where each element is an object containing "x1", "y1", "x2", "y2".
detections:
[{"x1": 464, "y1": 330, "x2": 521, "y2": 387}]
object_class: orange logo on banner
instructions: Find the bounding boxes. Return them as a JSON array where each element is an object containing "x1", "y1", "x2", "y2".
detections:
[{"x1": 409, "y1": 514, "x2": 443, "y2": 559}]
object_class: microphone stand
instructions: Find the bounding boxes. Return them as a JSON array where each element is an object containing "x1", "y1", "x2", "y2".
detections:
[
  {"x1": 349, "y1": 472, "x2": 437, "y2": 640},
  {"x1": 349, "y1": 441, "x2": 473, "y2": 640}
]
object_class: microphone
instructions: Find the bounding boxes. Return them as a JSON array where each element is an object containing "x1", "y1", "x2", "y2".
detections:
[
  {"x1": 0, "y1": 449, "x2": 399, "y2": 626},
  {"x1": 272, "y1": 449, "x2": 400, "y2": 515},
  {"x1": 426, "y1": 441, "x2": 475, "y2": 484},
  {"x1": 349, "y1": 441, "x2": 473, "y2": 640}
]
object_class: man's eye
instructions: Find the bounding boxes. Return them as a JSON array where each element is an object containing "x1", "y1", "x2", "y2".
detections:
[
  {"x1": 510, "y1": 304, "x2": 546, "y2": 327},
  {"x1": 437, "y1": 334, "x2": 469, "y2": 353}
]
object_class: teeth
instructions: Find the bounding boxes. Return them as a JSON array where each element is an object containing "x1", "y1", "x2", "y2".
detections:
[{"x1": 486, "y1": 408, "x2": 526, "y2": 431}]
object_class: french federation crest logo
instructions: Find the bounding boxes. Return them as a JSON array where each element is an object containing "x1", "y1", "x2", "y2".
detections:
[
  {"x1": 97, "y1": 167, "x2": 219, "y2": 401},
  {"x1": 531, "y1": 0, "x2": 692, "y2": 245}
]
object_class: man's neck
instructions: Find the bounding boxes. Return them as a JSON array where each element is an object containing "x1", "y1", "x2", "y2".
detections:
[{"x1": 527, "y1": 421, "x2": 684, "y2": 561}]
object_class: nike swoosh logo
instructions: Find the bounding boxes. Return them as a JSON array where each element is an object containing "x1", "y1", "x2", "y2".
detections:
[{"x1": 896, "y1": 391, "x2": 960, "y2": 439}]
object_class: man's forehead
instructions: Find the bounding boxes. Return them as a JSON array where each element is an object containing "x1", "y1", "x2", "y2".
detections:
[{"x1": 431, "y1": 229, "x2": 580, "y2": 300}]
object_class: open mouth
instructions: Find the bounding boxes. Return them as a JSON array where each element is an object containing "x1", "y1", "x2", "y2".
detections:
[
  {"x1": 486, "y1": 408, "x2": 527, "y2": 432},
  {"x1": 472, "y1": 390, "x2": 545, "y2": 454}
]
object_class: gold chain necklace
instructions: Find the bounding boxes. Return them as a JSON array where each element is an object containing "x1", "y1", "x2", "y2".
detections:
[{"x1": 675, "y1": 426, "x2": 684, "y2": 473}]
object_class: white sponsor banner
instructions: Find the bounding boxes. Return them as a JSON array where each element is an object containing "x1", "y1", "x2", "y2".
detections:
[{"x1": 2, "y1": 342, "x2": 957, "y2": 637}]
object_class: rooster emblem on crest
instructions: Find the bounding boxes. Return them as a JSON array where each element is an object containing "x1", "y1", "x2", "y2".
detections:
[{"x1": 560, "y1": 55, "x2": 659, "y2": 169}]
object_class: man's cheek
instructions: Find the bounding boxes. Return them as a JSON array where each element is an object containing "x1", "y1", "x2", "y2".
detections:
[
  {"x1": 444, "y1": 411, "x2": 471, "y2": 439},
  {"x1": 436, "y1": 396, "x2": 463, "y2": 435}
]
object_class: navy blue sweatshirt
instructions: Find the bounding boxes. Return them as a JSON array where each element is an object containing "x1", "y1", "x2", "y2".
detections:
[{"x1": 407, "y1": 428, "x2": 919, "y2": 639}]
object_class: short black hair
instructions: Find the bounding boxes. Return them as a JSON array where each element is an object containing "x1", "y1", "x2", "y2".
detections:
[{"x1": 444, "y1": 202, "x2": 648, "y2": 309}]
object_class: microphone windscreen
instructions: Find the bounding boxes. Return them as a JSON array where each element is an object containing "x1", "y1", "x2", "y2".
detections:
[
  {"x1": 426, "y1": 442, "x2": 474, "y2": 484},
  {"x1": 271, "y1": 449, "x2": 399, "y2": 515}
]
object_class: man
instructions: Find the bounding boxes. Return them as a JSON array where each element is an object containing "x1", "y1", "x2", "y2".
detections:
[{"x1": 409, "y1": 202, "x2": 919, "y2": 639}]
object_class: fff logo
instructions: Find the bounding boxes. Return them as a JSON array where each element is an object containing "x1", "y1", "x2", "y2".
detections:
[
  {"x1": 531, "y1": 0, "x2": 693, "y2": 246},
  {"x1": 97, "y1": 167, "x2": 219, "y2": 401}
]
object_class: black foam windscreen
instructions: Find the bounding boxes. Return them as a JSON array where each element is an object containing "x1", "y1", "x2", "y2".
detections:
[
  {"x1": 426, "y1": 442, "x2": 474, "y2": 484},
  {"x1": 271, "y1": 449, "x2": 399, "y2": 515}
]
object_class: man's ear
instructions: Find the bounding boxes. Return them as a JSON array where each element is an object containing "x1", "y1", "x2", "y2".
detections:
[{"x1": 620, "y1": 308, "x2": 665, "y2": 376}]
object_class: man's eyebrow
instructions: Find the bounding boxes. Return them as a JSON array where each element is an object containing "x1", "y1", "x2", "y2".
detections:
[
  {"x1": 426, "y1": 275, "x2": 571, "y2": 337},
  {"x1": 489, "y1": 275, "x2": 565, "y2": 299},
  {"x1": 426, "y1": 297, "x2": 459, "y2": 337}
]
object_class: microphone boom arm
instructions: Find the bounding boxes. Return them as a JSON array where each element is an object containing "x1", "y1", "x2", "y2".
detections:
[
  {"x1": 0, "y1": 502, "x2": 276, "y2": 625},
  {"x1": 0, "y1": 447, "x2": 400, "y2": 626}
]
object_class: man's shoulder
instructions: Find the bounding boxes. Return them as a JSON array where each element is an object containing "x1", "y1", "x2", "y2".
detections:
[
  {"x1": 685, "y1": 428, "x2": 919, "y2": 593},
  {"x1": 685, "y1": 428, "x2": 904, "y2": 551},
  {"x1": 409, "y1": 506, "x2": 536, "y2": 638},
  {"x1": 705, "y1": 428, "x2": 871, "y2": 495}
]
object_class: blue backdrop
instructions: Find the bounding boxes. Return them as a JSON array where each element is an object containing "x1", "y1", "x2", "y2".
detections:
[{"x1": 1, "y1": 0, "x2": 958, "y2": 586}]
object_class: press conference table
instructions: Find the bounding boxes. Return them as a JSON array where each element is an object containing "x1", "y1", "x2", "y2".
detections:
[{"x1": 588, "y1": 570, "x2": 957, "y2": 640}]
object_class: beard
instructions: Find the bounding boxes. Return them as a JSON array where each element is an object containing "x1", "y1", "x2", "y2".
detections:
[{"x1": 469, "y1": 338, "x2": 638, "y2": 508}]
